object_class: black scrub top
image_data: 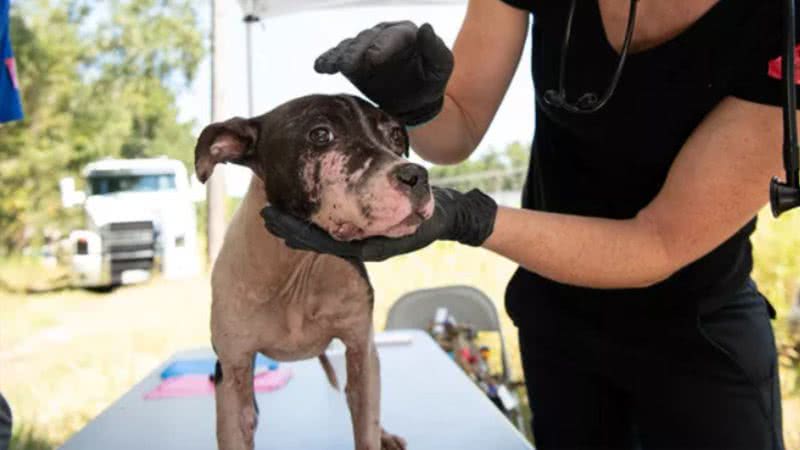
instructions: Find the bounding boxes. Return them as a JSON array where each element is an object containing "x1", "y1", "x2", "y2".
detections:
[{"x1": 499, "y1": 0, "x2": 796, "y2": 328}]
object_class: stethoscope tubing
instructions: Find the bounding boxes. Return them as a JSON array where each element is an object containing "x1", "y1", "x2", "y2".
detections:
[
  {"x1": 541, "y1": 0, "x2": 800, "y2": 214},
  {"x1": 542, "y1": 0, "x2": 639, "y2": 114}
]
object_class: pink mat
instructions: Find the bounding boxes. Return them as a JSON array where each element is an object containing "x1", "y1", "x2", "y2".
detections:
[{"x1": 144, "y1": 368, "x2": 293, "y2": 400}]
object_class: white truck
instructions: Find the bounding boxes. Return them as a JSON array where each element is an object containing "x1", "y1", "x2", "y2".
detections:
[{"x1": 60, "y1": 157, "x2": 200, "y2": 289}]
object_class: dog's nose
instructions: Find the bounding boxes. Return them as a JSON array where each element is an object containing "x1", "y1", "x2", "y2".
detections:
[{"x1": 392, "y1": 163, "x2": 429, "y2": 190}]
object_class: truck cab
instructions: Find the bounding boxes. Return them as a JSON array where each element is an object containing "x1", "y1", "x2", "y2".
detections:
[{"x1": 63, "y1": 158, "x2": 200, "y2": 288}]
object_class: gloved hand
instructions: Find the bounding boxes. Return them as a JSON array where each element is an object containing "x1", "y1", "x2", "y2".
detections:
[
  {"x1": 314, "y1": 21, "x2": 454, "y2": 127},
  {"x1": 261, "y1": 187, "x2": 497, "y2": 262}
]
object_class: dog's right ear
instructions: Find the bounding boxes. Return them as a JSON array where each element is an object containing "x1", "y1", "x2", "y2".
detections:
[{"x1": 194, "y1": 117, "x2": 258, "y2": 183}]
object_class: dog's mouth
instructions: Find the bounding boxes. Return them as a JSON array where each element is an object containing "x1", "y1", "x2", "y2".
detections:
[
  {"x1": 370, "y1": 202, "x2": 436, "y2": 240},
  {"x1": 329, "y1": 197, "x2": 434, "y2": 242},
  {"x1": 386, "y1": 210, "x2": 425, "y2": 234},
  {"x1": 331, "y1": 222, "x2": 364, "y2": 241},
  {"x1": 388, "y1": 197, "x2": 435, "y2": 233}
]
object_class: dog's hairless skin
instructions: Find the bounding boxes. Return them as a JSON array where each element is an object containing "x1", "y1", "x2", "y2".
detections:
[{"x1": 195, "y1": 94, "x2": 433, "y2": 450}]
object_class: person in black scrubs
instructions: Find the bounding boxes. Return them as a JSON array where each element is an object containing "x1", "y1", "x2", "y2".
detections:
[{"x1": 263, "y1": 1, "x2": 791, "y2": 448}]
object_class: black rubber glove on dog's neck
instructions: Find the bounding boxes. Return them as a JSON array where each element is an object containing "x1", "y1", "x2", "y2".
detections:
[
  {"x1": 261, "y1": 187, "x2": 497, "y2": 262},
  {"x1": 314, "y1": 21, "x2": 454, "y2": 127}
]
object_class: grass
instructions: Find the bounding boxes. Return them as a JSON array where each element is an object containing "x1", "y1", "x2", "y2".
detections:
[
  {"x1": 1, "y1": 206, "x2": 800, "y2": 448},
  {"x1": 9, "y1": 425, "x2": 53, "y2": 450},
  {"x1": 1, "y1": 275, "x2": 213, "y2": 447},
  {"x1": 0, "y1": 255, "x2": 70, "y2": 294},
  {"x1": 753, "y1": 208, "x2": 800, "y2": 330}
]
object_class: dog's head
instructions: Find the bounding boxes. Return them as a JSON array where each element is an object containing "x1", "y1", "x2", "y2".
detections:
[{"x1": 195, "y1": 94, "x2": 434, "y2": 241}]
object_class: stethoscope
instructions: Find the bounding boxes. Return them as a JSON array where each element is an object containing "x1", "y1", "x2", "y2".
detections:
[
  {"x1": 772, "y1": 0, "x2": 800, "y2": 216},
  {"x1": 543, "y1": 0, "x2": 800, "y2": 216},
  {"x1": 542, "y1": 0, "x2": 639, "y2": 114}
]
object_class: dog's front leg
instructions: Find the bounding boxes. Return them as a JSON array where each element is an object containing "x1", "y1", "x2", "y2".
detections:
[
  {"x1": 345, "y1": 334, "x2": 381, "y2": 450},
  {"x1": 214, "y1": 355, "x2": 257, "y2": 450},
  {"x1": 344, "y1": 330, "x2": 406, "y2": 450}
]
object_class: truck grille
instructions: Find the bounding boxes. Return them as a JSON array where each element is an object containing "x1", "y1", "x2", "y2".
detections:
[
  {"x1": 106, "y1": 221, "x2": 153, "y2": 249},
  {"x1": 112, "y1": 259, "x2": 154, "y2": 272},
  {"x1": 103, "y1": 221, "x2": 156, "y2": 282},
  {"x1": 109, "y1": 221, "x2": 153, "y2": 232}
]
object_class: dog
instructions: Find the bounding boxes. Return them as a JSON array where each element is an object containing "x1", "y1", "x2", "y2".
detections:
[{"x1": 194, "y1": 94, "x2": 434, "y2": 450}]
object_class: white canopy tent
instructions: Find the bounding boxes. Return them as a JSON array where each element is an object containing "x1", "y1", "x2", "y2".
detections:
[
  {"x1": 234, "y1": 0, "x2": 465, "y2": 116},
  {"x1": 237, "y1": 0, "x2": 464, "y2": 19}
]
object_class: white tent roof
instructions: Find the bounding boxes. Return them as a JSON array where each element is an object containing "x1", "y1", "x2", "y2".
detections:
[{"x1": 238, "y1": 0, "x2": 464, "y2": 18}]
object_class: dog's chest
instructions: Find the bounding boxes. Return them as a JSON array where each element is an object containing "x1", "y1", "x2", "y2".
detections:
[
  {"x1": 215, "y1": 255, "x2": 372, "y2": 361},
  {"x1": 255, "y1": 286, "x2": 366, "y2": 361}
]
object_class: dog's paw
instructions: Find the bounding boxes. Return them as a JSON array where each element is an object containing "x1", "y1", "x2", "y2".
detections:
[{"x1": 380, "y1": 429, "x2": 407, "y2": 450}]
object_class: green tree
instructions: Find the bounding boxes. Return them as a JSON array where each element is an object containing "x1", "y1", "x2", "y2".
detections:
[
  {"x1": 0, "y1": 0, "x2": 204, "y2": 255},
  {"x1": 94, "y1": 0, "x2": 203, "y2": 167}
]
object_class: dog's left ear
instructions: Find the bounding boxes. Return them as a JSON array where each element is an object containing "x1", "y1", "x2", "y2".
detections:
[{"x1": 194, "y1": 117, "x2": 259, "y2": 183}]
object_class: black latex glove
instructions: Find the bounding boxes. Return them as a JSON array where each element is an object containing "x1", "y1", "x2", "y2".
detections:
[
  {"x1": 314, "y1": 21, "x2": 454, "y2": 127},
  {"x1": 261, "y1": 187, "x2": 497, "y2": 262}
]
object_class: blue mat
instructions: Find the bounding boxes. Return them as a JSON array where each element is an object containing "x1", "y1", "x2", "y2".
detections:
[{"x1": 160, "y1": 353, "x2": 278, "y2": 379}]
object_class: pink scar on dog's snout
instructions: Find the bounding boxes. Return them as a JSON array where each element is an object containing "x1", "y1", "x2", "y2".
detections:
[{"x1": 305, "y1": 151, "x2": 434, "y2": 241}]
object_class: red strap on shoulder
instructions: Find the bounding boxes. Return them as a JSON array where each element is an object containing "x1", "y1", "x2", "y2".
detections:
[{"x1": 768, "y1": 44, "x2": 800, "y2": 83}]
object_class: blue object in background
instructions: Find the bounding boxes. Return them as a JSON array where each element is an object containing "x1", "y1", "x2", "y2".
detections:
[
  {"x1": 255, "y1": 354, "x2": 279, "y2": 371},
  {"x1": 0, "y1": 0, "x2": 22, "y2": 123},
  {"x1": 160, "y1": 354, "x2": 278, "y2": 379}
]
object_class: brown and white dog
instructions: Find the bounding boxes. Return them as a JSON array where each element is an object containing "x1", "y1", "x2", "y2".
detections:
[{"x1": 194, "y1": 94, "x2": 434, "y2": 450}]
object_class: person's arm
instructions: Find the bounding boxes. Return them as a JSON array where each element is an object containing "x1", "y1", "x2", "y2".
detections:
[
  {"x1": 483, "y1": 96, "x2": 783, "y2": 289},
  {"x1": 312, "y1": 0, "x2": 528, "y2": 164},
  {"x1": 409, "y1": 0, "x2": 529, "y2": 164},
  {"x1": 261, "y1": 97, "x2": 783, "y2": 283}
]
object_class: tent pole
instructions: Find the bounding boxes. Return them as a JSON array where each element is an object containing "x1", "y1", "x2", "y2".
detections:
[
  {"x1": 207, "y1": 0, "x2": 229, "y2": 266},
  {"x1": 244, "y1": 14, "x2": 260, "y2": 117}
]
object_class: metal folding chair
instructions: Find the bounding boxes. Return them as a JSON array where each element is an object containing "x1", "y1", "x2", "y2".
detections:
[{"x1": 385, "y1": 285, "x2": 513, "y2": 385}]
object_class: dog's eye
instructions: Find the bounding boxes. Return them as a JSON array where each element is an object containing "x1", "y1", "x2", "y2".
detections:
[
  {"x1": 390, "y1": 127, "x2": 405, "y2": 147},
  {"x1": 308, "y1": 127, "x2": 333, "y2": 145},
  {"x1": 389, "y1": 127, "x2": 408, "y2": 157}
]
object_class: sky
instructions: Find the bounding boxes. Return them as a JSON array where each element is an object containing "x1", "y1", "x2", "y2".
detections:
[{"x1": 178, "y1": 0, "x2": 536, "y2": 196}]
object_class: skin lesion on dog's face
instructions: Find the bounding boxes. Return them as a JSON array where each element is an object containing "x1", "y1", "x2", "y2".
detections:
[
  {"x1": 195, "y1": 94, "x2": 435, "y2": 242},
  {"x1": 264, "y1": 96, "x2": 433, "y2": 241}
]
